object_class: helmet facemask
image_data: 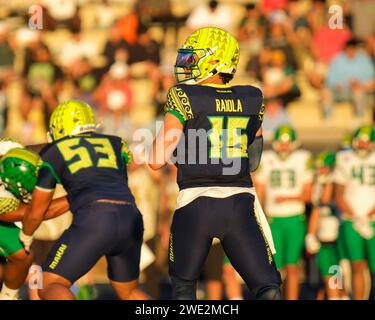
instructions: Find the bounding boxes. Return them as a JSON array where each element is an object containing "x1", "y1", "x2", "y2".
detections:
[
  {"x1": 352, "y1": 126, "x2": 375, "y2": 158},
  {"x1": 174, "y1": 46, "x2": 221, "y2": 84},
  {"x1": 175, "y1": 27, "x2": 239, "y2": 85},
  {"x1": 0, "y1": 148, "x2": 40, "y2": 202},
  {"x1": 352, "y1": 138, "x2": 373, "y2": 158},
  {"x1": 272, "y1": 140, "x2": 298, "y2": 160}
]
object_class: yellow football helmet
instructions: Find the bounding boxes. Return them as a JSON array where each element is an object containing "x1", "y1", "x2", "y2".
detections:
[
  {"x1": 272, "y1": 125, "x2": 300, "y2": 159},
  {"x1": 175, "y1": 27, "x2": 240, "y2": 84},
  {"x1": 48, "y1": 100, "x2": 97, "y2": 141}
]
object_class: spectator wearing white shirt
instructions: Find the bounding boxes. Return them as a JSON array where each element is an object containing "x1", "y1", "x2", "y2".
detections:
[
  {"x1": 59, "y1": 29, "x2": 96, "y2": 70},
  {"x1": 186, "y1": 0, "x2": 235, "y2": 34}
]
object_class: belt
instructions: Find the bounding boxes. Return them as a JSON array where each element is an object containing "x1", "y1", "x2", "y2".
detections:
[{"x1": 96, "y1": 199, "x2": 132, "y2": 205}]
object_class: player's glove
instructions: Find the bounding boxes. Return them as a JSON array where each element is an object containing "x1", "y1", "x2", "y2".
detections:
[
  {"x1": 19, "y1": 230, "x2": 33, "y2": 253},
  {"x1": 353, "y1": 216, "x2": 374, "y2": 240},
  {"x1": 305, "y1": 233, "x2": 321, "y2": 254}
]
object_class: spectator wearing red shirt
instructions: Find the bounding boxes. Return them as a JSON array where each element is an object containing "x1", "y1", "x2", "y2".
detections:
[
  {"x1": 262, "y1": 0, "x2": 288, "y2": 13},
  {"x1": 311, "y1": 26, "x2": 352, "y2": 64},
  {"x1": 308, "y1": 25, "x2": 351, "y2": 90}
]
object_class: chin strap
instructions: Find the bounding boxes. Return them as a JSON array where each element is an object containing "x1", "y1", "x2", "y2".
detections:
[
  {"x1": 192, "y1": 63, "x2": 230, "y2": 85},
  {"x1": 186, "y1": 45, "x2": 232, "y2": 85}
]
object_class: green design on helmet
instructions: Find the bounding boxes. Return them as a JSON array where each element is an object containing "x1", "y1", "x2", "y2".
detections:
[
  {"x1": 315, "y1": 151, "x2": 336, "y2": 169},
  {"x1": 352, "y1": 125, "x2": 375, "y2": 142},
  {"x1": 351, "y1": 125, "x2": 375, "y2": 156},
  {"x1": 174, "y1": 27, "x2": 240, "y2": 84},
  {"x1": 0, "y1": 148, "x2": 41, "y2": 200},
  {"x1": 49, "y1": 100, "x2": 97, "y2": 141},
  {"x1": 272, "y1": 125, "x2": 298, "y2": 159}
]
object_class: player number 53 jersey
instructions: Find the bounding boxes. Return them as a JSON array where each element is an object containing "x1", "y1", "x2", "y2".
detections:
[
  {"x1": 37, "y1": 132, "x2": 134, "y2": 213},
  {"x1": 255, "y1": 150, "x2": 313, "y2": 217}
]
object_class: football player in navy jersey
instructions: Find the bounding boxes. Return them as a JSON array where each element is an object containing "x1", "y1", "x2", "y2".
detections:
[
  {"x1": 148, "y1": 27, "x2": 281, "y2": 300},
  {"x1": 20, "y1": 100, "x2": 146, "y2": 300}
]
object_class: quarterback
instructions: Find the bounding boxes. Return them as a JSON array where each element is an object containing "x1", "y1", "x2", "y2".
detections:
[{"x1": 148, "y1": 27, "x2": 281, "y2": 300}]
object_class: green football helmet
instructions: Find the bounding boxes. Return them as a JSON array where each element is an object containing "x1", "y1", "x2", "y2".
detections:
[
  {"x1": 315, "y1": 151, "x2": 335, "y2": 181},
  {"x1": 174, "y1": 27, "x2": 240, "y2": 84},
  {"x1": 0, "y1": 148, "x2": 41, "y2": 202},
  {"x1": 315, "y1": 151, "x2": 336, "y2": 169},
  {"x1": 351, "y1": 125, "x2": 375, "y2": 157},
  {"x1": 340, "y1": 133, "x2": 353, "y2": 151},
  {"x1": 49, "y1": 100, "x2": 97, "y2": 141},
  {"x1": 272, "y1": 125, "x2": 299, "y2": 159}
]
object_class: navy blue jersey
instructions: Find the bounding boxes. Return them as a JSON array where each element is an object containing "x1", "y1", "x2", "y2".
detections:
[
  {"x1": 37, "y1": 132, "x2": 134, "y2": 212},
  {"x1": 164, "y1": 84, "x2": 264, "y2": 189}
]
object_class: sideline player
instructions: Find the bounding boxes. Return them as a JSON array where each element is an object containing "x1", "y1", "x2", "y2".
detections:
[
  {"x1": 334, "y1": 125, "x2": 375, "y2": 300},
  {"x1": 0, "y1": 144, "x2": 68, "y2": 300},
  {"x1": 255, "y1": 125, "x2": 313, "y2": 299},
  {"x1": 20, "y1": 100, "x2": 145, "y2": 300},
  {"x1": 148, "y1": 27, "x2": 281, "y2": 300},
  {"x1": 305, "y1": 151, "x2": 348, "y2": 299}
]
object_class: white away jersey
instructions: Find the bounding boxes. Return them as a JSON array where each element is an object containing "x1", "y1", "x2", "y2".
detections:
[
  {"x1": 255, "y1": 149, "x2": 313, "y2": 217},
  {"x1": 334, "y1": 150, "x2": 375, "y2": 218}
]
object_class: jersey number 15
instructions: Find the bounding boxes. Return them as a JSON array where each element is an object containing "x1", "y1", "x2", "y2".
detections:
[{"x1": 207, "y1": 116, "x2": 250, "y2": 159}]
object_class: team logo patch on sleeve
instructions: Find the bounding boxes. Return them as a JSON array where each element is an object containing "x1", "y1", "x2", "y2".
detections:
[{"x1": 165, "y1": 87, "x2": 194, "y2": 124}]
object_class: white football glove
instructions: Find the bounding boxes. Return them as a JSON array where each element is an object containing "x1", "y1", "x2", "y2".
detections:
[
  {"x1": 19, "y1": 230, "x2": 33, "y2": 253},
  {"x1": 305, "y1": 233, "x2": 321, "y2": 254},
  {"x1": 353, "y1": 216, "x2": 374, "y2": 240}
]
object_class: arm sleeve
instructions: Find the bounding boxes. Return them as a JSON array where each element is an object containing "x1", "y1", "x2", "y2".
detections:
[
  {"x1": 121, "y1": 139, "x2": 133, "y2": 165},
  {"x1": 248, "y1": 136, "x2": 263, "y2": 172},
  {"x1": 164, "y1": 86, "x2": 194, "y2": 125},
  {"x1": 258, "y1": 97, "x2": 265, "y2": 122},
  {"x1": 301, "y1": 153, "x2": 314, "y2": 183},
  {"x1": 36, "y1": 145, "x2": 63, "y2": 191}
]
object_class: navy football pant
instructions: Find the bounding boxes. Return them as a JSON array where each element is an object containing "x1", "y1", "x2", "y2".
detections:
[
  {"x1": 169, "y1": 193, "x2": 281, "y2": 294},
  {"x1": 43, "y1": 201, "x2": 144, "y2": 283}
]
